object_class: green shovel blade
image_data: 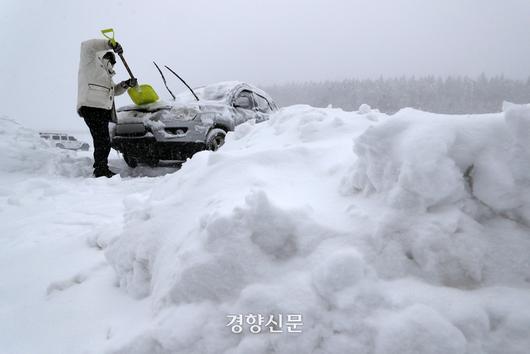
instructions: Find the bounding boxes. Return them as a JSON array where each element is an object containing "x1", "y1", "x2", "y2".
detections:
[{"x1": 127, "y1": 84, "x2": 159, "y2": 105}]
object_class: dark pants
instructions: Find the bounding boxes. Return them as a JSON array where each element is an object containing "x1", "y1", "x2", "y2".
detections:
[{"x1": 79, "y1": 106, "x2": 112, "y2": 171}]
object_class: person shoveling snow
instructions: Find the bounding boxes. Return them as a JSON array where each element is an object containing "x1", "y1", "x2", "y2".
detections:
[{"x1": 76, "y1": 38, "x2": 136, "y2": 177}]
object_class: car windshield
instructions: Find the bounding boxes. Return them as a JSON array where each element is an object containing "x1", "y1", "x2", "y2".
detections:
[{"x1": 173, "y1": 81, "x2": 242, "y2": 103}]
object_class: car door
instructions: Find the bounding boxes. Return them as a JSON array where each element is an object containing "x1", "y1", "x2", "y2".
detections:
[
  {"x1": 232, "y1": 89, "x2": 257, "y2": 125},
  {"x1": 67, "y1": 136, "x2": 80, "y2": 149},
  {"x1": 252, "y1": 93, "x2": 273, "y2": 122},
  {"x1": 60, "y1": 135, "x2": 68, "y2": 148}
]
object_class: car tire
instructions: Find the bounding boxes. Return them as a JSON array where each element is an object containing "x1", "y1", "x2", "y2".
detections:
[
  {"x1": 56, "y1": 143, "x2": 65, "y2": 149},
  {"x1": 81, "y1": 143, "x2": 90, "y2": 151},
  {"x1": 206, "y1": 128, "x2": 226, "y2": 151},
  {"x1": 123, "y1": 154, "x2": 138, "y2": 168}
]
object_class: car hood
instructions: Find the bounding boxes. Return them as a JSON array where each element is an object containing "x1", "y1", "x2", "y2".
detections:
[
  {"x1": 117, "y1": 100, "x2": 232, "y2": 128},
  {"x1": 116, "y1": 80, "x2": 258, "y2": 127}
]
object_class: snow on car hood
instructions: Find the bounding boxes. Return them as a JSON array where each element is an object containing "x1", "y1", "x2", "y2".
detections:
[
  {"x1": 116, "y1": 81, "x2": 271, "y2": 132},
  {"x1": 117, "y1": 81, "x2": 252, "y2": 126},
  {"x1": 116, "y1": 100, "x2": 232, "y2": 127},
  {"x1": 118, "y1": 81, "x2": 246, "y2": 114},
  {"x1": 117, "y1": 100, "x2": 200, "y2": 128}
]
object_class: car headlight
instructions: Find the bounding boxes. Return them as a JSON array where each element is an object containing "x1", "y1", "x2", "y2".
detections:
[{"x1": 199, "y1": 112, "x2": 215, "y2": 124}]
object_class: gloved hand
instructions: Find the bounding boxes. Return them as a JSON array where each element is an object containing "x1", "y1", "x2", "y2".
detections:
[
  {"x1": 109, "y1": 40, "x2": 123, "y2": 55},
  {"x1": 119, "y1": 78, "x2": 138, "y2": 89}
]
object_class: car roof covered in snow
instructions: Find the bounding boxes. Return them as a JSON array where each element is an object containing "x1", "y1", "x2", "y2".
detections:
[
  {"x1": 175, "y1": 81, "x2": 272, "y2": 103},
  {"x1": 39, "y1": 132, "x2": 71, "y2": 136}
]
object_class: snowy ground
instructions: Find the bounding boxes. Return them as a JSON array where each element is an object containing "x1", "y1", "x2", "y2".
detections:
[{"x1": 1, "y1": 103, "x2": 530, "y2": 354}]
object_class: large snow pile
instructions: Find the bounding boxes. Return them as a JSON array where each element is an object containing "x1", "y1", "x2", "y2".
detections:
[
  {"x1": 0, "y1": 117, "x2": 92, "y2": 177},
  {"x1": 350, "y1": 103, "x2": 530, "y2": 224},
  {"x1": 104, "y1": 104, "x2": 530, "y2": 354}
]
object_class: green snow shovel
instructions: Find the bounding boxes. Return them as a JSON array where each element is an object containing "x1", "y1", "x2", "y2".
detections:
[{"x1": 101, "y1": 28, "x2": 159, "y2": 105}]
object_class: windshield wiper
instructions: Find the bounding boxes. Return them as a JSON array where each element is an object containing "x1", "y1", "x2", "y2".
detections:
[
  {"x1": 153, "y1": 61, "x2": 176, "y2": 100},
  {"x1": 164, "y1": 65, "x2": 200, "y2": 102}
]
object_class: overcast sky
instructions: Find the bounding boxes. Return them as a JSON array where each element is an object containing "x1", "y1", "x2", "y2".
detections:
[{"x1": 2, "y1": 0, "x2": 530, "y2": 130}]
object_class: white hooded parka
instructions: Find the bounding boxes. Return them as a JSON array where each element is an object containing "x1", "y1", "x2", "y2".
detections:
[{"x1": 76, "y1": 39, "x2": 126, "y2": 114}]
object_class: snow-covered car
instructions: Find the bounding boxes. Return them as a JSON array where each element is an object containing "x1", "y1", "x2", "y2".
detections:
[
  {"x1": 111, "y1": 81, "x2": 278, "y2": 167},
  {"x1": 39, "y1": 132, "x2": 90, "y2": 151}
]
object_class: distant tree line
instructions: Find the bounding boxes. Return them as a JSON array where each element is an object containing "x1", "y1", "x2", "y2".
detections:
[{"x1": 263, "y1": 75, "x2": 530, "y2": 114}]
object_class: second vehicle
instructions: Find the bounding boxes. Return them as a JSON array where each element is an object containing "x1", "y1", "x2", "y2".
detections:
[{"x1": 39, "y1": 132, "x2": 90, "y2": 151}]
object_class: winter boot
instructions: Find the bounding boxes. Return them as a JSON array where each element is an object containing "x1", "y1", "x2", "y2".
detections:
[{"x1": 94, "y1": 167, "x2": 116, "y2": 178}]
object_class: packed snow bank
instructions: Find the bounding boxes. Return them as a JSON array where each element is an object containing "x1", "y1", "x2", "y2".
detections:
[
  {"x1": 0, "y1": 117, "x2": 180, "y2": 354},
  {"x1": 105, "y1": 105, "x2": 530, "y2": 354},
  {"x1": 345, "y1": 104, "x2": 530, "y2": 290},
  {"x1": 350, "y1": 103, "x2": 530, "y2": 224},
  {"x1": 0, "y1": 117, "x2": 92, "y2": 176}
]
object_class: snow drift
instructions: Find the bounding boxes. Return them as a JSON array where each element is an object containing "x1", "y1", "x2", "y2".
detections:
[
  {"x1": 0, "y1": 117, "x2": 92, "y2": 177},
  {"x1": 350, "y1": 103, "x2": 530, "y2": 223},
  {"x1": 104, "y1": 104, "x2": 530, "y2": 354}
]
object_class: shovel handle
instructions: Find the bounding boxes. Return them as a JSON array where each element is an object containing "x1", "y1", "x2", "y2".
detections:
[
  {"x1": 118, "y1": 53, "x2": 136, "y2": 80},
  {"x1": 100, "y1": 28, "x2": 137, "y2": 81},
  {"x1": 101, "y1": 28, "x2": 116, "y2": 46}
]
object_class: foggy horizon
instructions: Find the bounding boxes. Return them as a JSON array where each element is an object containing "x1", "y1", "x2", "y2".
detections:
[{"x1": 3, "y1": 0, "x2": 530, "y2": 130}]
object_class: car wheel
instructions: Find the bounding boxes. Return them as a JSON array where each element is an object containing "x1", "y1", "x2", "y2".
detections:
[
  {"x1": 56, "y1": 143, "x2": 65, "y2": 149},
  {"x1": 81, "y1": 143, "x2": 90, "y2": 151},
  {"x1": 206, "y1": 128, "x2": 226, "y2": 151},
  {"x1": 123, "y1": 154, "x2": 138, "y2": 168}
]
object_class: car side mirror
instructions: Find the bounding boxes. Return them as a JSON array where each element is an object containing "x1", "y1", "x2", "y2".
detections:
[{"x1": 233, "y1": 96, "x2": 251, "y2": 109}]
